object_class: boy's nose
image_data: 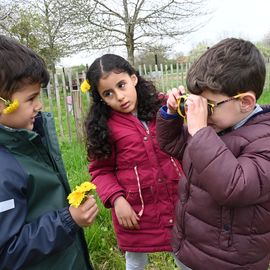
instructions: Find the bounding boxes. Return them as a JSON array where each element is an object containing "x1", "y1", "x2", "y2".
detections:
[{"x1": 35, "y1": 100, "x2": 43, "y2": 112}]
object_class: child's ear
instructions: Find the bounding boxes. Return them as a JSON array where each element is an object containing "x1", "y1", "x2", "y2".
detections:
[
  {"x1": 239, "y1": 92, "x2": 256, "y2": 113},
  {"x1": 131, "y1": 74, "x2": 138, "y2": 86}
]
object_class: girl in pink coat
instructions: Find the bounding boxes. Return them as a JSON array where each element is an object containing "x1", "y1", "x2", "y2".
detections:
[{"x1": 84, "y1": 54, "x2": 189, "y2": 270}]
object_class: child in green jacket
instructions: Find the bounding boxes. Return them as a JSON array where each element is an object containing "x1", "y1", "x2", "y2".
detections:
[{"x1": 0, "y1": 35, "x2": 98, "y2": 270}]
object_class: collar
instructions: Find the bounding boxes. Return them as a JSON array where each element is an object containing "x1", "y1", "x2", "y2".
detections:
[{"x1": 233, "y1": 104, "x2": 263, "y2": 130}]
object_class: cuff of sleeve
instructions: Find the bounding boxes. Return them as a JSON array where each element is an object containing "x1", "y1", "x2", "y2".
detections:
[
  {"x1": 109, "y1": 192, "x2": 125, "y2": 207},
  {"x1": 160, "y1": 106, "x2": 179, "y2": 119},
  {"x1": 58, "y1": 207, "x2": 80, "y2": 235}
]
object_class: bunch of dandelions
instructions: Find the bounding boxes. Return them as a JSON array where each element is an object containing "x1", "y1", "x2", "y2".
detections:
[
  {"x1": 67, "y1": 182, "x2": 96, "y2": 208},
  {"x1": 0, "y1": 97, "x2": 19, "y2": 114}
]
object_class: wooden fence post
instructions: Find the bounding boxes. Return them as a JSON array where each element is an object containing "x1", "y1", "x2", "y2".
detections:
[
  {"x1": 47, "y1": 80, "x2": 53, "y2": 113},
  {"x1": 54, "y1": 73, "x2": 64, "y2": 142},
  {"x1": 160, "y1": 64, "x2": 165, "y2": 92},
  {"x1": 65, "y1": 72, "x2": 84, "y2": 143},
  {"x1": 61, "y1": 68, "x2": 72, "y2": 143},
  {"x1": 72, "y1": 89, "x2": 84, "y2": 142}
]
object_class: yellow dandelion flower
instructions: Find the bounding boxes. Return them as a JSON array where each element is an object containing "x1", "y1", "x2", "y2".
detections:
[
  {"x1": 0, "y1": 98, "x2": 20, "y2": 114},
  {"x1": 67, "y1": 190, "x2": 85, "y2": 208},
  {"x1": 80, "y1": 80, "x2": 91, "y2": 93},
  {"x1": 67, "y1": 181, "x2": 96, "y2": 207},
  {"x1": 76, "y1": 182, "x2": 96, "y2": 193}
]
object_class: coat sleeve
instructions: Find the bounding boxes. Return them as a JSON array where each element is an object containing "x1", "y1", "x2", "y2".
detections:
[
  {"x1": 156, "y1": 106, "x2": 189, "y2": 161},
  {"x1": 89, "y1": 146, "x2": 125, "y2": 208},
  {"x1": 188, "y1": 126, "x2": 270, "y2": 207},
  {"x1": 0, "y1": 148, "x2": 79, "y2": 270}
]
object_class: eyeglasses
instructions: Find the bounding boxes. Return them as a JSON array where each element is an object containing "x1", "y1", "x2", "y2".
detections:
[{"x1": 177, "y1": 93, "x2": 243, "y2": 118}]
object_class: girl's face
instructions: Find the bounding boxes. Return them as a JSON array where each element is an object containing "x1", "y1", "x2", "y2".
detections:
[
  {"x1": 97, "y1": 72, "x2": 138, "y2": 114},
  {"x1": 0, "y1": 83, "x2": 42, "y2": 130}
]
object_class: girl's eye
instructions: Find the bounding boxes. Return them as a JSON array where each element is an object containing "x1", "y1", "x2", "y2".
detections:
[
  {"x1": 103, "y1": 91, "x2": 113, "y2": 98},
  {"x1": 118, "y1": 82, "x2": 126, "y2": 89}
]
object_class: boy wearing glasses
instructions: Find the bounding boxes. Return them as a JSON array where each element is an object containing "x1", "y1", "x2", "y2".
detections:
[{"x1": 156, "y1": 38, "x2": 270, "y2": 269}]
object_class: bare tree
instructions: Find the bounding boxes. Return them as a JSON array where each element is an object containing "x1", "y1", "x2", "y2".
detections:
[
  {"x1": 77, "y1": 0, "x2": 209, "y2": 64},
  {"x1": 10, "y1": 0, "x2": 89, "y2": 91},
  {"x1": 1, "y1": 0, "x2": 210, "y2": 67},
  {"x1": 0, "y1": 1, "x2": 17, "y2": 34},
  {"x1": 26, "y1": 0, "x2": 78, "y2": 70},
  {"x1": 0, "y1": 0, "x2": 78, "y2": 72}
]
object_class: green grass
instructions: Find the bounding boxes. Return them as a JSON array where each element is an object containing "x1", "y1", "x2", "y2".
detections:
[
  {"x1": 259, "y1": 88, "x2": 270, "y2": 104},
  {"x1": 59, "y1": 89, "x2": 270, "y2": 270},
  {"x1": 60, "y1": 142, "x2": 126, "y2": 269}
]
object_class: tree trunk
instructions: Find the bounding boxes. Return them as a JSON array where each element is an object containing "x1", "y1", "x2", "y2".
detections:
[{"x1": 126, "y1": 37, "x2": 135, "y2": 65}]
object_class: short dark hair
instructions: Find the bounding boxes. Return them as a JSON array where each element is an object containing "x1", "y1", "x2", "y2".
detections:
[
  {"x1": 186, "y1": 38, "x2": 266, "y2": 99},
  {"x1": 0, "y1": 35, "x2": 49, "y2": 99}
]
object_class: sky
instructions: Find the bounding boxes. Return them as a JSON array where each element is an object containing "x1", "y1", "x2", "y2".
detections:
[
  {"x1": 176, "y1": 0, "x2": 270, "y2": 53},
  {"x1": 59, "y1": 0, "x2": 270, "y2": 67}
]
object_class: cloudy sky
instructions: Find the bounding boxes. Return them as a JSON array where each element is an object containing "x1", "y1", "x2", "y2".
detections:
[
  {"x1": 60, "y1": 0, "x2": 270, "y2": 67},
  {"x1": 177, "y1": 0, "x2": 270, "y2": 53}
]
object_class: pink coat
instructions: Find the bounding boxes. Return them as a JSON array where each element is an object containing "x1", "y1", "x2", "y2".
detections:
[{"x1": 89, "y1": 111, "x2": 183, "y2": 252}]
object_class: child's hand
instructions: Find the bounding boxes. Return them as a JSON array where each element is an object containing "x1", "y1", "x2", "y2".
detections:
[
  {"x1": 114, "y1": 196, "x2": 140, "y2": 230},
  {"x1": 69, "y1": 195, "x2": 99, "y2": 227},
  {"x1": 167, "y1": 86, "x2": 185, "y2": 114},
  {"x1": 185, "y1": 94, "x2": 208, "y2": 136}
]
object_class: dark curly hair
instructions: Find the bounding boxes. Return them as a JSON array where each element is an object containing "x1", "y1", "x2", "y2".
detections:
[{"x1": 85, "y1": 54, "x2": 163, "y2": 160}]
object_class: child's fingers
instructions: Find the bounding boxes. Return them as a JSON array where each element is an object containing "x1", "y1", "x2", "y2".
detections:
[
  {"x1": 80, "y1": 195, "x2": 96, "y2": 210},
  {"x1": 130, "y1": 215, "x2": 140, "y2": 229},
  {"x1": 171, "y1": 87, "x2": 181, "y2": 99},
  {"x1": 126, "y1": 218, "x2": 134, "y2": 229},
  {"x1": 81, "y1": 205, "x2": 99, "y2": 227},
  {"x1": 121, "y1": 216, "x2": 139, "y2": 230},
  {"x1": 167, "y1": 92, "x2": 179, "y2": 113},
  {"x1": 79, "y1": 196, "x2": 99, "y2": 217},
  {"x1": 90, "y1": 206, "x2": 99, "y2": 221},
  {"x1": 119, "y1": 217, "x2": 128, "y2": 228},
  {"x1": 178, "y1": 85, "x2": 186, "y2": 95}
]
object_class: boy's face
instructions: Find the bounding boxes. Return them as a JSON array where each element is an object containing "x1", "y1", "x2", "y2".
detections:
[
  {"x1": 201, "y1": 89, "x2": 255, "y2": 133},
  {"x1": 0, "y1": 83, "x2": 42, "y2": 130}
]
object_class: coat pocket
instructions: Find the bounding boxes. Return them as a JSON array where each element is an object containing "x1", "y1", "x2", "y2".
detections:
[{"x1": 126, "y1": 186, "x2": 160, "y2": 229}]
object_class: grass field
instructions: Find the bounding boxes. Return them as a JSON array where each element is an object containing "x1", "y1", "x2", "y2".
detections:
[{"x1": 60, "y1": 89, "x2": 270, "y2": 270}]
